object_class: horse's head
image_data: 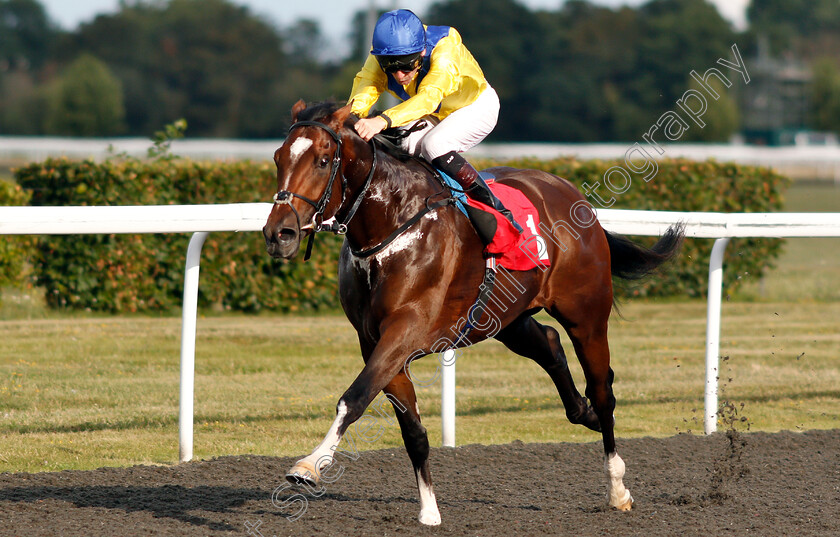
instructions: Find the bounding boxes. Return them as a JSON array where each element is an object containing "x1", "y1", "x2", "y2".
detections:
[{"x1": 263, "y1": 100, "x2": 361, "y2": 259}]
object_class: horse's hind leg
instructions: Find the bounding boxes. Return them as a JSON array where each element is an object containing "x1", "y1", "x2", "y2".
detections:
[
  {"x1": 383, "y1": 370, "x2": 440, "y2": 525},
  {"x1": 559, "y1": 309, "x2": 633, "y2": 511},
  {"x1": 495, "y1": 313, "x2": 600, "y2": 431}
]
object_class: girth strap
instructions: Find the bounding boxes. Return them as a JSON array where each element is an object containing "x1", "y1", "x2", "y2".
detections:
[{"x1": 450, "y1": 257, "x2": 499, "y2": 348}]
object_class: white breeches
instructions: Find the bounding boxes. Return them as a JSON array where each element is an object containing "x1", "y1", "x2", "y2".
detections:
[{"x1": 401, "y1": 85, "x2": 500, "y2": 161}]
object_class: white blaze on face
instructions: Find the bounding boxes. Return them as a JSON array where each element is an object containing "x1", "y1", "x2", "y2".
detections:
[{"x1": 288, "y1": 137, "x2": 313, "y2": 166}]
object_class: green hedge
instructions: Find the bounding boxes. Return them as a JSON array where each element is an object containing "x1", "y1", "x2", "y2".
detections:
[
  {"x1": 0, "y1": 181, "x2": 34, "y2": 296},
  {"x1": 10, "y1": 155, "x2": 789, "y2": 312},
  {"x1": 15, "y1": 157, "x2": 341, "y2": 313}
]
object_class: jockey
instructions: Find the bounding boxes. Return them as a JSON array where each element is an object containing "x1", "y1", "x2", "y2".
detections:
[{"x1": 349, "y1": 9, "x2": 523, "y2": 233}]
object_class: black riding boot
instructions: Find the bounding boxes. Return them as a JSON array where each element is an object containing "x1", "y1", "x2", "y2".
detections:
[{"x1": 432, "y1": 151, "x2": 523, "y2": 233}]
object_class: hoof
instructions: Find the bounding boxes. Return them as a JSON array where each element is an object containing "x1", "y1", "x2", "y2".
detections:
[
  {"x1": 418, "y1": 508, "x2": 441, "y2": 526},
  {"x1": 286, "y1": 460, "x2": 319, "y2": 487},
  {"x1": 614, "y1": 497, "x2": 633, "y2": 511},
  {"x1": 609, "y1": 492, "x2": 634, "y2": 511}
]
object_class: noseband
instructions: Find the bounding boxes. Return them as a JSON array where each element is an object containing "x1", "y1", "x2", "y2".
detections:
[{"x1": 273, "y1": 120, "x2": 376, "y2": 260}]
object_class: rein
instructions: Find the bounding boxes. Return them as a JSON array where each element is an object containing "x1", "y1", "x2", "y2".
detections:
[{"x1": 273, "y1": 120, "x2": 454, "y2": 261}]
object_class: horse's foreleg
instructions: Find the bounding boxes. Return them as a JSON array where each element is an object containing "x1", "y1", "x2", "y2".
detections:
[
  {"x1": 384, "y1": 371, "x2": 440, "y2": 525},
  {"x1": 605, "y1": 451, "x2": 632, "y2": 510},
  {"x1": 285, "y1": 398, "x2": 352, "y2": 487},
  {"x1": 568, "y1": 324, "x2": 633, "y2": 511},
  {"x1": 285, "y1": 322, "x2": 423, "y2": 492}
]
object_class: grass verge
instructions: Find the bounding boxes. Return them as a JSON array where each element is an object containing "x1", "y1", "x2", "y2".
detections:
[{"x1": 1, "y1": 301, "x2": 838, "y2": 473}]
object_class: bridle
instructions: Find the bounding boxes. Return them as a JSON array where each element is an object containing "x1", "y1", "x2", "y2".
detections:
[
  {"x1": 272, "y1": 120, "x2": 376, "y2": 260},
  {"x1": 272, "y1": 117, "x2": 454, "y2": 261}
]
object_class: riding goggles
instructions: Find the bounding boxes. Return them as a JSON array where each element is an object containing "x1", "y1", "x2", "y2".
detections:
[{"x1": 376, "y1": 52, "x2": 422, "y2": 74}]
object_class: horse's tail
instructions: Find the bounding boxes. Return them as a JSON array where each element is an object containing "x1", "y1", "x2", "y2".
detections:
[{"x1": 605, "y1": 222, "x2": 685, "y2": 281}]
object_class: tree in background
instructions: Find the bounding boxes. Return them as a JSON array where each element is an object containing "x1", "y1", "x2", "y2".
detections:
[
  {"x1": 57, "y1": 0, "x2": 292, "y2": 137},
  {"x1": 45, "y1": 53, "x2": 125, "y2": 136},
  {"x1": 0, "y1": 68, "x2": 51, "y2": 134},
  {"x1": 0, "y1": 0, "x2": 59, "y2": 134},
  {"x1": 531, "y1": 2, "x2": 646, "y2": 141},
  {"x1": 747, "y1": 0, "x2": 840, "y2": 60},
  {"x1": 0, "y1": 0, "x2": 832, "y2": 142},
  {"x1": 809, "y1": 58, "x2": 840, "y2": 135},
  {"x1": 0, "y1": 0, "x2": 55, "y2": 71},
  {"x1": 284, "y1": 19, "x2": 325, "y2": 66},
  {"x1": 425, "y1": 0, "x2": 543, "y2": 141},
  {"x1": 427, "y1": 0, "x2": 737, "y2": 142},
  {"x1": 680, "y1": 77, "x2": 740, "y2": 142}
]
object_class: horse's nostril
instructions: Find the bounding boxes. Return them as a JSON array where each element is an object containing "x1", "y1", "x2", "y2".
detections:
[{"x1": 278, "y1": 228, "x2": 297, "y2": 243}]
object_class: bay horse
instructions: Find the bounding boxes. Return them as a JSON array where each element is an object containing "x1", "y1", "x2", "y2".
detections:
[{"x1": 263, "y1": 100, "x2": 683, "y2": 525}]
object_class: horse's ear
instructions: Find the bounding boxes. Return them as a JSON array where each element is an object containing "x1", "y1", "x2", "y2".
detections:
[
  {"x1": 291, "y1": 99, "x2": 306, "y2": 121},
  {"x1": 333, "y1": 102, "x2": 354, "y2": 126}
]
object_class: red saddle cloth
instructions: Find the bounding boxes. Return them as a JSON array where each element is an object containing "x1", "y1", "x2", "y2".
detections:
[{"x1": 465, "y1": 181, "x2": 551, "y2": 271}]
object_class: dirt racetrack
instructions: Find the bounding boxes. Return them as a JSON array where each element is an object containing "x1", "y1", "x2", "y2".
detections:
[{"x1": 1, "y1": 429, "x2": 838, "y2": 536}]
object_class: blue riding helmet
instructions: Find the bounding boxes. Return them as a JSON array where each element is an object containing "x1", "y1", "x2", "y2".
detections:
[{"x1": 371, "y1": 9, "x2": 426, "y2": 57}]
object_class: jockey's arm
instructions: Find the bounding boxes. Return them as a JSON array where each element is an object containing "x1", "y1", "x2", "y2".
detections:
[{"x1": 349, "y1": 55, "x2": 387, "y2": 119}]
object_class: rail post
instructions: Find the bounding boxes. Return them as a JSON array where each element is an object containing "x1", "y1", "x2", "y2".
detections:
[
  {"x1": 441, "y1": 349, "x2": 456, "y2": 447},
  {"x1": 704, "y1": 237, "x2": 730, "y2": 434},
  {"x1": 179, "y1": 231, "x2": 209, "y2": 462}
]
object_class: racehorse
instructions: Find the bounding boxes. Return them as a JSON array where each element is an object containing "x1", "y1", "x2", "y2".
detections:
[{"x1": 263, "y1": 100, "x2": 683, "y2": 525}]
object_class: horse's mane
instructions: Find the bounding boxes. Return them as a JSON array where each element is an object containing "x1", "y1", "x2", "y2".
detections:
[{"x1": 294, "y1": 100, "x2": 357, "y2": 124}]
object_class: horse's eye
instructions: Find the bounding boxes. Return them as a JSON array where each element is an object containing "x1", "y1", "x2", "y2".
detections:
[{"x1": 318, "y1": 157, "x2": 330, "y2": 168}]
